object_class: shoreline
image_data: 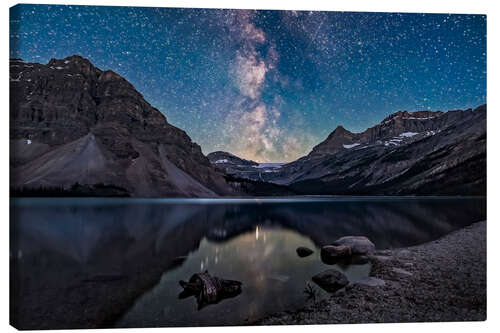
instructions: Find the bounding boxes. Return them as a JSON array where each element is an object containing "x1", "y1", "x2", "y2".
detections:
[
  {"x1": 256, "y1": 220, "x2": 486, "y2": 325},
  {"x1": 10, "y1": 218, "x2": 486, "y2": 329}
]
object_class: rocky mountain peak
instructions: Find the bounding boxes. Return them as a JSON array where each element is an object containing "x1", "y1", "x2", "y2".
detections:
[
  {"x1": 209, "y1": 105, "x2": 485, "y2": 196},
  {"x1": 10, "y1": 55, "x2": 232, "y2": 197},
  {"x1": 332, "y1": 125, "x2": 350, "y2": 134},
  {"x1": 207, "y1": 151, "x2": 258, "y2": 166},
  {"x1": 381, "y1": 110, "x2": 443, "y2": 124},
  {"x1": 311, "y1": 125, "x2": 360, "y2": 155},
  {"x1": 310, "y1": 107, "x2": 473, "y2": 156},
  {"x1": 381, "y1": 110, "x2": 406, "y2": 123},
  {"x1": 48, "y1": 54, "x2": 95, "y2": 67},
  {"x1": 323, "y1": 125, "x2": 354, "y2": 141},
  {"x1": 98, "y1": 70, "x2": 125, "y2": 82},
  {"x1": 47, "y1": 55, "x2": 101, "y2": 77}
]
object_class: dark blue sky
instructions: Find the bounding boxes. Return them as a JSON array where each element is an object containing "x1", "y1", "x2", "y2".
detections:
[{"x1": 10, "y1": 5, "x2": 486, "y2": 162}]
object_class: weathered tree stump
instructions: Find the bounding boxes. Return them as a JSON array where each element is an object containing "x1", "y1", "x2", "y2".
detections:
[{"x1": 179, "y1": 271, "x2": 242, "y2": 309}]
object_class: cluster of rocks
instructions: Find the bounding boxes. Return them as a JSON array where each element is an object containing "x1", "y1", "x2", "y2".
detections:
[
  {"x1": 297, "y1": 236, "x2": 377, "y2": 293},
  {"x1": 178, "y1": 236, "x2": 377, "y2": 310},
  {"x1": 259, "y1": 221, "x2": 486, "y2": 325}
]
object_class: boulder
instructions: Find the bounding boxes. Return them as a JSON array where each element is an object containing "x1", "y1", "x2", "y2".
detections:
[
  {"x1": 296, "y1": 246, "x2": 314, "y2": 257},
  {"x1": 311, "y1": 269, "x2": 349, "y2": 293},
  {"x1": 349, "y1": 255, "x2": 370, "y2": 265},
  {"x1": 320, "y1": 245, "x2": 351, "y2": 264},
  {"x1": 321, "y1": 245, "x2": 351, "y2": 257},
  {"x1": 332, "y1": 236, "x2": 375, "y2": 255}
]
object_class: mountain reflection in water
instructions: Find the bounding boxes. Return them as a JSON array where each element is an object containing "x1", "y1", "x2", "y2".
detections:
[{"x1": 10, "y1": 197, "x2": 486, "y2": 329}]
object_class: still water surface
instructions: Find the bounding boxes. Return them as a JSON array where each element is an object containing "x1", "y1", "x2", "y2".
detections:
[{"x1": 10, "y1": 196, "x2": 486, "y2": 328}]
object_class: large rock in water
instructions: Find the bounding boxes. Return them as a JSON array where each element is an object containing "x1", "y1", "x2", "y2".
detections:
[
  {"x1": 311, "y1": 269, "x2": 349, "y2": 293},
  {"x1": 9, "y1": 56, "x2": 232, "y2": 197},
  {"x1": 332, "y1": 236, "x2": 376, "y2": 255},
  {"x1": 296, "y1": 246, "x2": 314, "y2": 257}
]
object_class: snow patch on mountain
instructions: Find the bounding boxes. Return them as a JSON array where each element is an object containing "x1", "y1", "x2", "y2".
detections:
[
  {"x1": 407, "y1": 117, "x2": 435, "y2": 120},
  {"x1": 400, "y1": 132, "x2": 419, "y2": 137},
  {"x1": 253, "y1": 163, "x2": 284, "y2": 169},
  {"x1": 343, "y1": 143, "x2": 361, "y2": 149}
]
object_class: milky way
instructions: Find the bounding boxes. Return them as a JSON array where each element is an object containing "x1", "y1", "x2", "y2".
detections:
[{"x1": 10, "y1": 5, "x2": 486, "y2": 162}]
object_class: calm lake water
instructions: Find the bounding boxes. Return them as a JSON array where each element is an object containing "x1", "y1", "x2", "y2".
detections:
[{"x1": 10, "y1": 196, "x2": 486, "y2": 328}]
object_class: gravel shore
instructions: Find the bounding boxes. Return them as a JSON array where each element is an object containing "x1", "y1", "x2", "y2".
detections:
[{"x1": 257, "y1": 221, "x2": 486, "y2": 325}]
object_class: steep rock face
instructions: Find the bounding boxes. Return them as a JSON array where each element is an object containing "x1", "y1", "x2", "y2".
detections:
[
  {"x1": 10, "y1": 56, "x2": 231, "y2": 197},
  {"x1": 311, "y1": 109, "x2": 448, "y2": 155},
  {"x1": 286, "y1": 105, "x2": 486, "y2": 195}
]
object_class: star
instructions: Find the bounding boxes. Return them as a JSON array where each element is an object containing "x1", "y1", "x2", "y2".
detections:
[{"x1": 10, "y1": 5, "x2": 486, "y2": 162}]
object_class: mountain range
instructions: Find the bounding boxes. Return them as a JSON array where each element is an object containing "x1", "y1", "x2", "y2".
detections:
[
  {"x1": 213, "y1": 105, "x2": 486, "y2": 195},
  {"x1": 10, "y1": 56, "x2": 486, "y2": 197}
]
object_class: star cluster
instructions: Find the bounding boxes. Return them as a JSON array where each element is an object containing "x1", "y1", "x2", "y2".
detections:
[{"x1": 10, "y1": 5, "x2": 486, "y2": 162}]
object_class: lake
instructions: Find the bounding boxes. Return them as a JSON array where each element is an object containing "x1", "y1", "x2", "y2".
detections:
[{"x1": 10, "y1": 196, "x2": 486, "y2": 329}]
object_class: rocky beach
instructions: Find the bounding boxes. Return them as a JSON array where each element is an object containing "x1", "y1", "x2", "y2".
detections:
[
  {"x1": 10, "y1": 198, "x2": 486, "y2": 329},
  {"x1": 258, "y1": 220, "x2": 486, "y2": 325}
]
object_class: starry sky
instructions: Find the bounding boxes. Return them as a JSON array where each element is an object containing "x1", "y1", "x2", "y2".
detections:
[{"x1": 10, "y1": 4, "x2": 486, "y2": 162}]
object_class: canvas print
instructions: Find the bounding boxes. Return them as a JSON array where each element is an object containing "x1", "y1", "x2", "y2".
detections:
[{"x1": 9, "y1": 4, "x2": 486, "y2": 329}]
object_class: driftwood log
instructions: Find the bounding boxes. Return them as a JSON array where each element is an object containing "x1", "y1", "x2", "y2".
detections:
[{"x1": 179, "y1": 271, "x2": 242, "y2": 309}]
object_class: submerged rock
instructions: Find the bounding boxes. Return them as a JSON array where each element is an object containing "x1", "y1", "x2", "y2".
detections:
[
  {"x1": 179, "y1": 271, "x2": 242, "y2": 309},
  {"x1": 296, "y1": 246, "x2": 314, "y2": 257},
  {"x1": 332, "y1": 236, "x2": 376, "y2": 255},
  {"x1": 311, "y1": 269, "x2": 349, "y2": 293}
]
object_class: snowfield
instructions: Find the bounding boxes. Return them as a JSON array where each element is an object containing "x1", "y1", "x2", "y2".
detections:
[
  {"x1": 253, "y1": 163, "x2": 285, "y2": 169},
  {"x1": 400, "y1": 132, "x2": 419, "y2": 137},
  {"x1": 343, "y1": 143, "x2": 361, "y2": 149}
]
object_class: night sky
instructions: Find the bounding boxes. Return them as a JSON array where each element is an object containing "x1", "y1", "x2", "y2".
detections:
[{"x1": 10, "y1": 4, "x2": 486, "y2": 162}]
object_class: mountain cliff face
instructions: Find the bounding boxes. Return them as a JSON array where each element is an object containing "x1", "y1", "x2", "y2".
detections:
[
  {"x1": 207, "y1": 151, "x2": 258, "y2": 167},
  {"x1": 311, "y1": 109, "x2": 453, "y2": 155},
  {"x1": 10, "y1": 56, "x2": 231, "y2": 197},
  {"x1": 213, "y1": 105, "x2": 486, "y2": 196}
]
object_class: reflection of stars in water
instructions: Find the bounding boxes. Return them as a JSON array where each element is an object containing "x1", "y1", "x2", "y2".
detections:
[
  {"x1": 10, "y1": 5, "x2": 485, "y2": 162},
  {"x1": 200, "y1": 256, "x2": 209, "y2": 271},
  {"x1": 254, "y1": 226, "x2": 267, "y2": 242}
]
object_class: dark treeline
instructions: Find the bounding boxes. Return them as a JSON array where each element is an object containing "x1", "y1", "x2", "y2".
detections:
[
  {"x1": 11, "y1": 183, "x2": 130, "y2": 197},
  {"x1": 224, "y1": 175, "x2": 297, "y2": 196}
]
